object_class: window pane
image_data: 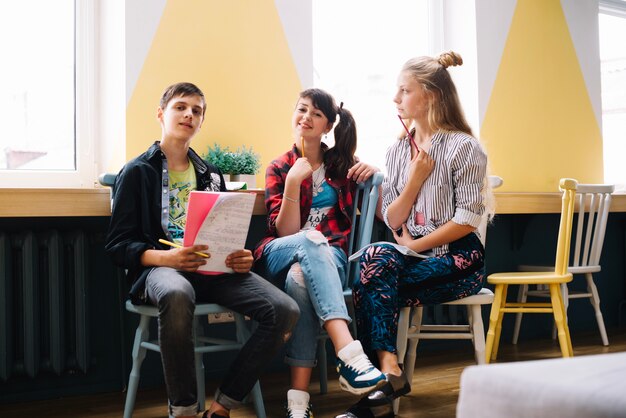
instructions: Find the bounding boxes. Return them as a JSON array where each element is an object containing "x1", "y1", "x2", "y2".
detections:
[
  {"x1": 313, "y1": 0, "x2": 430, "y2": 172},
  {"x1": 599, "y1": 12, "x2": 626, "y2": 190},
  {"x1": 0, "y1": 1, "x2": 75, "y2": 170}
]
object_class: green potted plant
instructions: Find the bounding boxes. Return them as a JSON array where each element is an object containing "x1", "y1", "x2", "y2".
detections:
[{"x1": 202, "y1": 143, "x2": 261, "y2": 186}]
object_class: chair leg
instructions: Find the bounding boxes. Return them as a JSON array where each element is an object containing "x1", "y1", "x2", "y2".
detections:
[
  {"x1": 195, "y1": 352, "x2": 205, "y2": 412},
  {"x1": 512, "y1": 284, "x2": 528, "y2": 344},
  {"x1": 491, "y1": 284, "x2": 508, "y2": 361},
  {"x1": 404, "y1": 307, "x2": 423, "y2": 384},
  {"x1": 549, "y1": 284, "x2": 573, "y2": 357},
  {"x1": 551, "y1": 283, "x2": 569, "y2": 340},
  {"x1": 485, "y1": 284, "x2": 505, "y2": 364},
  {"x1": 124, "y1": 315, "x2": 150, "y2": 418},
  {"x1": 193, "y1": 318, "x2": 206, "y2": 412},
  {"x1": 393, "y1": 307, "x2": 412, "y2": 416},
  {"x1": 232, "y1": 315, "x2": 266, "y2": 417},
  {"x1": 317, "y1": 339, "x2": 328, "y2": 394},
  {"x1": 468, "y1": 304, "x2": 486, "y2": 365},
  {"x1": 250, "y1": 381, "x2": 267, "y2": 418},
  {"x1": 396, "y1": 307, "x2": 411, "y2": 367},
  {"x1": 560, "y1": 287, "x2": 574, "y2": 357},
  {"x1": 393, "y1": 308, "x2": 422, "y2": 417},
  {"x1": 392, "y1": 398, "x2": 400, "y2": 416},
  {"x1": 586, "y1": 273, "x2": 609, "y2": 346},
  {"x1": 555, "y1": 284, "x2": 573, "y2": 356}
]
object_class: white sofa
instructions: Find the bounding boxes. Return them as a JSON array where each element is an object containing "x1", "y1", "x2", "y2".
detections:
[{"x1": 457, "y1": 351, "x2": 626, "y2": 418}]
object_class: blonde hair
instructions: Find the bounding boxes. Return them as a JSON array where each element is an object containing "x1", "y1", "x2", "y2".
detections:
[
  {"x1": 401, "y1": 51, "x2": 473, "y2": 136},
  {"x1": 403, "y1": 52, "x2": 496, "y2": 223}
]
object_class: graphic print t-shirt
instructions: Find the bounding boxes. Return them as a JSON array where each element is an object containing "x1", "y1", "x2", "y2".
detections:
[
  {"x1": 168, "y1": 161, "x2": 196, "y2": 243},
  {"x1": 303, "y1": 177, "x2": 337, "y2": 230}
]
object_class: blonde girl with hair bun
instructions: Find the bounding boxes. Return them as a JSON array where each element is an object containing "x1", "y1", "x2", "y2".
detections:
[{"x1": 336, "y1": 52, "x2": 488, "y2": 418}]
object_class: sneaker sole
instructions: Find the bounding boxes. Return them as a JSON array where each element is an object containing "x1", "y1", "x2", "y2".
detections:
[{"x1": 338, "y1": 375, "x2": 388, "y2": 395}]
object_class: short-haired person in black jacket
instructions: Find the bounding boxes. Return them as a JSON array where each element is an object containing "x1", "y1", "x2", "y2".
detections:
[{"x1": 105, "y1": 82, "x2": 299, "y2": 418}]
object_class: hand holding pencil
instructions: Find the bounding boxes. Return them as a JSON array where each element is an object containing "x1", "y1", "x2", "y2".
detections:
[
  {"x1": 151, "y1": 239, "x2": 210, "y2": 272},
  {"x1": 397, "y1": 115, "x2": 419, "y2": 153},
  {"x1": 159, "y1": 238, "x2": 210, "y2": 258}
]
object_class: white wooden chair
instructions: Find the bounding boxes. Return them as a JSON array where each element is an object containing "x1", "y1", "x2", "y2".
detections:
[
  {"x1": 512, "y1": 183, "x2": 614, "y2": 346},
  {"x1": 393, "y1": 175, "x2": 502, "y2": 414}
]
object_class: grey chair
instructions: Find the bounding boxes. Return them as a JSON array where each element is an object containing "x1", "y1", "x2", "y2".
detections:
[
  {"x1": 99, "y1": 173, "x2": 266, "y2": 418},
  {"x1": 315, "y1": 172, "x2": 384, "y2": 394}
]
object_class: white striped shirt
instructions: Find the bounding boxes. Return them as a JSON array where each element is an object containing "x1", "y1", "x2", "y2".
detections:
[{"x1": 382, "y1": 130, "x2": 487, "y2": 255}]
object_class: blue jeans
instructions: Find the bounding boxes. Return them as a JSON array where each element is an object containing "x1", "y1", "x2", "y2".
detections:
[
  {"x1": 257, "y1": 230, "x2": 351, "y2": 368},
  {"x1": 145, "y1": 267, "x2": 299, "y2": 417}
]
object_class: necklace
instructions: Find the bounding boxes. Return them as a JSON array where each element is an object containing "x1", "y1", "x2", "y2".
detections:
[{"x1": 312, "y1": 164, "x2": 325, "y2": 197}]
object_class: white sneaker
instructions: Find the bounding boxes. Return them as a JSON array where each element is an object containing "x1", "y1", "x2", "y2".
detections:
[
  {"x1": 336, "y1": 341, "x2": 386, "y2": 395},
  {"x1": 287, "y1": 389, "x2": 314, "y2": 418}
]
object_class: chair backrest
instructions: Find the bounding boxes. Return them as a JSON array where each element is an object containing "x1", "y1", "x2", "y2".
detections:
[
  {"x1": 99, "y1": 173, "x2": 117, "y2": 210},
  {"x1": 98, "y1": 173, "x2": 116, "y2": 188},
  {"x1": 345, "y1": 172, "x2": 384, "y2": 287},
  {"x1": 554, "y1": 178, "x2": 578, "y2": 276},
  {"x1": 476, "y1": 175, "x2": 503, "y2": 246},
  {"x1": 571, "y1": 184, "x2": 614, "y2": 268}
]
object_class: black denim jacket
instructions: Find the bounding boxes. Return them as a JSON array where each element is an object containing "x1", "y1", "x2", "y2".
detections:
[{"x1": 104, "y1": 141, "x2": 226, "y2": 303}]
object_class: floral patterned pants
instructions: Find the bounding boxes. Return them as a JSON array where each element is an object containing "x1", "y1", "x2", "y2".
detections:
[{"x1": 353, "y1": 232, "x2": 485, "y2": 354}]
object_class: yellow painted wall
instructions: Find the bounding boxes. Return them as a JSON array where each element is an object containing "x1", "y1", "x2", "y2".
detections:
[
  {"x1": 480, "y1": 0, "x2": 603, "y2": 191},
  {"x1": 127, "y1": 0, "x2": 604, "y2": 192},
  {"x1": 126, "y1": 0, "x2": 302, "y2": 186}
]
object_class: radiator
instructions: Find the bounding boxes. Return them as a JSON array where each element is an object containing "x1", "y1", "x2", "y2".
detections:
[{"x1": 0, "y1": 230, "x2": 89, "y2": 381}]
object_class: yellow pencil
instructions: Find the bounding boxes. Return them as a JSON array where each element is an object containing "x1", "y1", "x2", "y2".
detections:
[
  {"x1": 301, "y1": 136, "x2": 305, "y2": 158},
  {"x1": 158, "y1": 238, "x2": 209, "y2": 258}
]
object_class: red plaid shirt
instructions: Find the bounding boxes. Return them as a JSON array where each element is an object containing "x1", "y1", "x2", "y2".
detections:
[{"x1": 254, "y1": 144, "x2": 356, "y2": 261}]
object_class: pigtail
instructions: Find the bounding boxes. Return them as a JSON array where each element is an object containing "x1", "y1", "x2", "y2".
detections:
[{"x1": 325, "y1": 105, "x2": 357, "y2": 179}]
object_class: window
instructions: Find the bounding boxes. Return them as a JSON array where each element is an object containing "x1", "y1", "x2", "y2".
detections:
[
  {"x1": 0, "y1": 0, "x2": 96, "y2": 187},
  {"x1": 599, "y1": 1, "x2": 626, "y2": 191},
  {"x1": 312, "y1": 0, "x2": 434, "y2": 172}
]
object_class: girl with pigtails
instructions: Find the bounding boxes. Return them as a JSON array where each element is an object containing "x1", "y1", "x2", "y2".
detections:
[{"x1": 255, "y1": 88, "x2": 385, "y2": 418}]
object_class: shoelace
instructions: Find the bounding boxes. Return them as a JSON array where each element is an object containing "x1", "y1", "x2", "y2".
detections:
[
  {"x1": 345, "y1": 353, "x2": 376, "y2": 374},
  {"x1": 288, "y1": 404, "x2": 311, "y2": 418}
]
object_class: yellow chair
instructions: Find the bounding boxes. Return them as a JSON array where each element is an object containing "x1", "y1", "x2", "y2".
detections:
[{"x1": 485, "y1": 178, "x2": 577, "y2": 363}]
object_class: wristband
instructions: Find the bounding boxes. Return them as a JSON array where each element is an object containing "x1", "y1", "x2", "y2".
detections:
[{"x1": 283, "y1": 195, "x2": 300, "y2": 203}]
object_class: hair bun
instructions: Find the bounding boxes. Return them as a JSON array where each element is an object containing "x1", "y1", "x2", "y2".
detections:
[{"x1": 437, "y1": 51, "x2": 463, "y2": 68}]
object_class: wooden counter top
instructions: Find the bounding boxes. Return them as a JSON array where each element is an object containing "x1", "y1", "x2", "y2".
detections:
[
  {"x1": 0, "y1": 188, "x2": 113, "y2": 217},
  {"x1": 1, "y1": 188, "x2": 626, "y2": 217},
  {"x1": 494, "y1": 192, "x2": 626, "y2": 214}
]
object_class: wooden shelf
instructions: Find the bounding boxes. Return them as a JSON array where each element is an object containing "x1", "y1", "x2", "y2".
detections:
[{"x1": 1, "y1": 188, "x2": 625, "y2": 217}]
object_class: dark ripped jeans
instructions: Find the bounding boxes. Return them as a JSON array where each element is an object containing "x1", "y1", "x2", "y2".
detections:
[{"x1": 145, "y1": 267, "x2": 299, "y2": 416}]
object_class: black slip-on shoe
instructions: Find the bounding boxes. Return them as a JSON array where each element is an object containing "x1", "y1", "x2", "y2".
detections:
[
  {"x1": 202, "y1": 411, "x2": 229, "y2": 418},
  {"x1": 335, "y1": 396, "x2": 394, "y2": 418},
  {"x1": 366, "y1": 371, "x2": 411, "y2": 406}
]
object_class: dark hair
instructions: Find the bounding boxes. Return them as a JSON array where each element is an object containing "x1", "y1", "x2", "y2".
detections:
[
  {"x1": 299, "y1": 88, "x2": 357, "y2": 179},
  {"x1": 159, "y1": 82, "x2": 207, "y2": 117}
]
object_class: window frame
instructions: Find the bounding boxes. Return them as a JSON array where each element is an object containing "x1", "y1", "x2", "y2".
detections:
[
  {"x1": 598, "y1": 0, "x2": 626, "y2": 190},
  {"x1": 600, "y1": 0, "x2": 626, "y2": 18},
  {"x1": 0, "y1": 0, "x2": 97, "y2": 188}
]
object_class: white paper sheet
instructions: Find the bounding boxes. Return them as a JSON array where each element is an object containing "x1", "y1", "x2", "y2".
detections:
[
  {"x1": 348, "y1": 241, "x2": 432, "y2": 262},
  {"x1": 192, "y1": 193, "x2": 255, "y2": 273}
]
